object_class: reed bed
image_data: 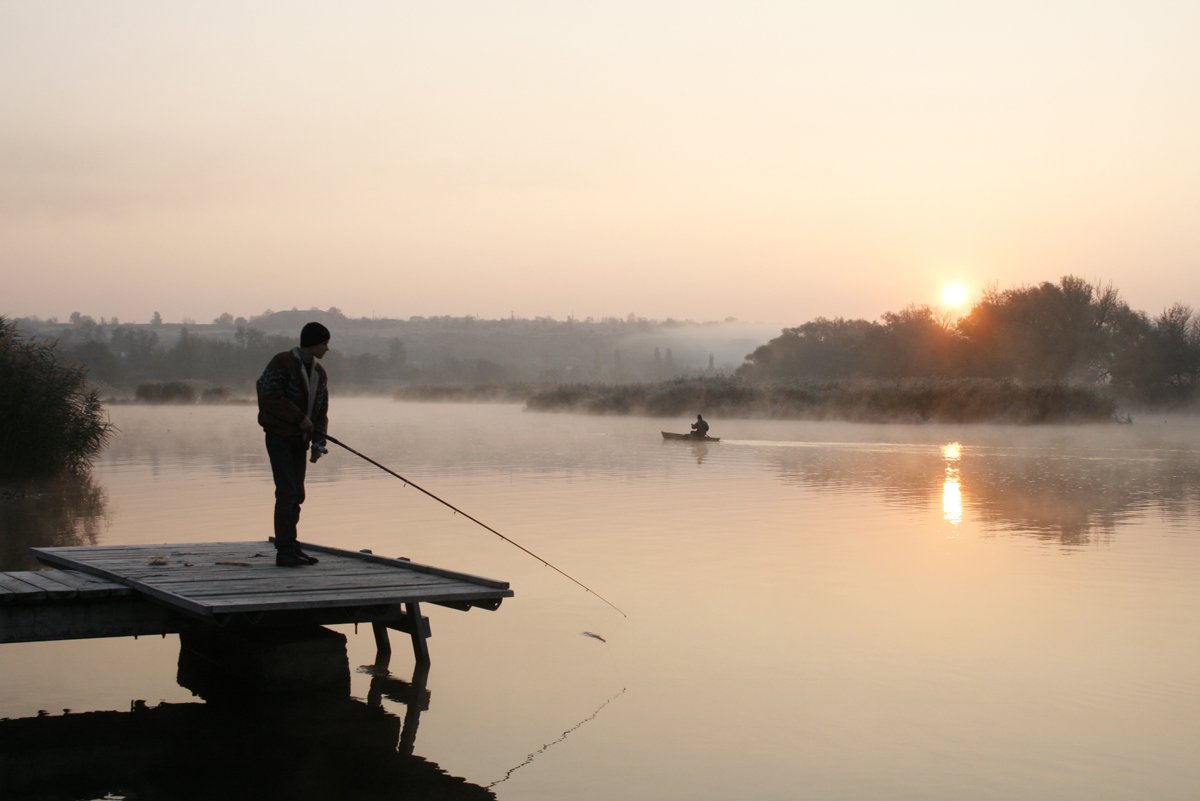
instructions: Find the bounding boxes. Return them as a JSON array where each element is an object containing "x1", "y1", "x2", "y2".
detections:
[
  {"x1": 0, "y1": 318, "x2": 113, "y2": 479},
  {"x1": 525, "y1": 377, "x2": 1120, "y2": 424}
]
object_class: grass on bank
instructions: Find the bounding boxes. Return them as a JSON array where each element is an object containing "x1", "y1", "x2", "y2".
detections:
[
  {"x1": 79, "y1": 373, "x2": 1130, "y2": 426},
  {"x1": 525, "y1": 377, "x2": 1124, "y2": 424}
]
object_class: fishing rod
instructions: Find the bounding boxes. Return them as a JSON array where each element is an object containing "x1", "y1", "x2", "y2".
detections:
[{"x1": 320, "y1": 433, "x2": 627, "y2": 618}]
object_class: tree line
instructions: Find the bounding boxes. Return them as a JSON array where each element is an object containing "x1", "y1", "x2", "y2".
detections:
[
  {"x1": 738, "y1": 276, "x2": 1200, "y2": 407},
  {"x1": 11, "y1": 309, "x2": 749, "y2": 393},
  {"x1": 16, "y1": 321, "x2": 408, "y2": 393},
  {"x1": 11, "y1": 277, "x2": 1199, "y2": 409}
]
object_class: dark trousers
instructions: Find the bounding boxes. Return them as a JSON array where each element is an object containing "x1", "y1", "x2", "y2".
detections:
[{"x1": 265, "y1": 432, "x2": 307, "y2": 551}]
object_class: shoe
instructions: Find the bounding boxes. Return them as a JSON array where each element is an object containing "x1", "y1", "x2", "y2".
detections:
[
  {"x1": 296, "y1": 549, "x2": 320, "y2": 565},
  {"x1": 276, "y1": 550, "x2": 308, "y2": 567}
]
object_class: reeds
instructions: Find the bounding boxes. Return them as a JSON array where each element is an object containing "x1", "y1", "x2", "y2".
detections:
[
  {"x1": 525, "y1": 377, "x2": 1120, "y2": 424},
  {"x1": 0, "y1": 318, "x2": 114, "y2": 480}
]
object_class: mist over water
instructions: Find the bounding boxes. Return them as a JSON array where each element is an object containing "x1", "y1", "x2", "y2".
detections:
[{"x1": 3, "y1": 400, "x2": 1198, "y2": 800}]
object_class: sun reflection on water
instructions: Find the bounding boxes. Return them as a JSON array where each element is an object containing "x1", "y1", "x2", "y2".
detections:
[{"x1": 941, "y1": 441, "x2": 963, "y2": 526}]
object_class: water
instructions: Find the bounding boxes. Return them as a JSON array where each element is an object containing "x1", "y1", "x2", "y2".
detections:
[{"x1": 2, "y1": 399, "x2": 1199, "y2": 800}]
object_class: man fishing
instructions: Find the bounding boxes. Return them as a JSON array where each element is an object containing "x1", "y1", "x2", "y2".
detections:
[
  {"x1": 257, "y1": 322, "x2": 330, "y2": 567},
  {"x1": 691, "y1": 414, "x2": 710, "y2": 439}
]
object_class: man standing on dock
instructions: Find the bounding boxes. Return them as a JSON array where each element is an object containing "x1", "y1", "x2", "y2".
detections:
[{"x1": 257, "y1": 322, "x2": 331, "y2": 567}]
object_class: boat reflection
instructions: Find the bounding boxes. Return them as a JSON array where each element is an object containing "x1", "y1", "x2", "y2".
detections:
[{"x1": 0, "y1": 629, "x2": 494, "y2": 801}]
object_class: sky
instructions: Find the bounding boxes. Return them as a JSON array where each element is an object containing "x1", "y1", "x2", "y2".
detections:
[{"x1": 2, "y1": 1, "x2": 1198, "y2": 328}]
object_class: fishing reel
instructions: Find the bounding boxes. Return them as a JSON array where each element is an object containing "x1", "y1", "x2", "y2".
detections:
[{"x1": 309, "y1": 440, "x2": 328, "y2": 463}]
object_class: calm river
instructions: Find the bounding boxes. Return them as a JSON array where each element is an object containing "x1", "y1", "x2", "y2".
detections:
[{"x1": 2, "y1": 399, "x2": 1198, "y2": 800}]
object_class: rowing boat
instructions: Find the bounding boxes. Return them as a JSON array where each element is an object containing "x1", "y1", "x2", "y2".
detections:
[{"x1": 661, "y1": 431, "x2": 720, "y2": 442}]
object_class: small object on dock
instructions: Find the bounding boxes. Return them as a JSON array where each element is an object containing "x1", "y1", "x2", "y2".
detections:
[{"x1": 148, "y1": 556, "x2": 168, "y2": 566}]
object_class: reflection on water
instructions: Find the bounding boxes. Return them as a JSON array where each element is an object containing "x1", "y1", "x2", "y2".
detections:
[
  {"x1": 76, "y1": 403, "x2": 1200, "y2": 551},
  {"x1": 4, "y1": 402, "x2": 1200, "y2": 801},
  {"x1": 763, "y1": 431, "x2": 1200, "y2": 546},
  {"x1": 486, "y1": 687, "x2": 626, "y2": 791},
  {"x1": 0, "y1": 472, "x2": 107, "y2": 570},
  {"x1": 941, "y1": 442, "x2": 963, "y2": 527},
  {"x1": 0, "y1": 627, "x2": 493, "y2": 801}
]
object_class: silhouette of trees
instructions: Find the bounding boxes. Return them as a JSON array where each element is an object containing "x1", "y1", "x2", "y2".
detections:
[
  {"x1": 743, "y1": 317, "x2": 877, "y2": 380},
  {"x1": 12, "y1": 287, "x2": 1198, "y2": 408},
  {"x1": 955, "y1": 276, "x2": 1127, "y2": 382},
  {"x1": 872, "y1": 306, "x2": 962, "y2": 377},
  {"x1": 740, "y1": 276, "x2": 1200, "y2": 407}
]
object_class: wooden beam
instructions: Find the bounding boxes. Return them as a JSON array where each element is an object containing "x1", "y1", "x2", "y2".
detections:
[{"x1": 406, "y1": 601, "x2": 430, "y2": 665}]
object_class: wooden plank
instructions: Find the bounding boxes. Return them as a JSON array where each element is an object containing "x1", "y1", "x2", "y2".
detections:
[
  {"x1": 197, "y1": 587, "x2": 506, "y2": 614},
  {"x1": 295, "y1": 542, "x2": 511, "y2": 589},
  {"x1": 36, "y1": 570, "x2": 130, "y2": 594},
  {"x1": 43, "y1": 541, "x2": 271, "y2": 554},
  {"x1": 144, "y1": 572, "x2": 466, "y2": 592},
  {"x1": 28, "y1": 553, "x2": 214, "y2": 619},
  {"x1": 0, "y1": 573, "x2": 49, "y2": 601},
  {"x1": 36, "y1": 544, "x2": 506, "y2": 587},
  {"x1": 406, "y1": 601, "x2": 430, "y2": 665},
  {"x1": 188, "y1": 584, "x2": 505, "y2": 605},
  {"x1": 0, "y1": 597, "x2": 194, "y2": 643},
  {"x1": 30, "y1": 542, "x2": 512, "y2": 620},
  {"x1": 151, "y1": 583, "x2": 472, "y2": 603},
  {"x1": 4, "y1": 572, "x2": 82, "y2": 599}
]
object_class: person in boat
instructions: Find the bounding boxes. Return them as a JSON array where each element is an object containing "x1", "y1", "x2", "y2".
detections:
[
  {"x1": 691, "y1": 414, "x2": 710, "y2": 439},
  {"x1": 256, "y1": 322, "x2": 331, "y2": 568}
]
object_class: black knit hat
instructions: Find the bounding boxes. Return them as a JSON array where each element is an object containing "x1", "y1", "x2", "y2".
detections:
[{"x1": 300, "y1": 322, "x2": 331, "y2": 347}]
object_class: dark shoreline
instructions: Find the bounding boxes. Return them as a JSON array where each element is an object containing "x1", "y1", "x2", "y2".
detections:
[
  {"x1": 524, "y1": 378, "x2": 1131, "y2": 425},
  {"x1": 93, "y1": 377, "x2": 1194, "y2": 425}
]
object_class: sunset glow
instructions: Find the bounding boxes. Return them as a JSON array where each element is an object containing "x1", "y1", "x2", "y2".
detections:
[
  {"x1": 2, "y1": 3, "x2": 1197, "y2": 325},
  {"x1": 941, "y1": 283, "x2": 969, "y2": 309}
]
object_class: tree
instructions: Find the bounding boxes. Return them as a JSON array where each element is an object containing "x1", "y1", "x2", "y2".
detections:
[
  {"x1": 1143, "y1": 305, "x2": 1200, "y2": 400},
  {"x1": 956, "y1": 276, "x2": 1125, "y2": 382},
  {"x1": 871, "y1": 305, "x2": 962, "y2": 377},
  {"x1": 739, "y1": 317, "x2": 879, "y2": 380},
  {"x1": 0, "y1": 318, "x2": 113, "y2": 479}
]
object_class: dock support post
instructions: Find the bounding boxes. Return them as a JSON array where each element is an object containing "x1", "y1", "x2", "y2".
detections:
[
  {"x1": 407, "y1": 601, "x2": 430, "y2": 665},
  {"x1": 399, "y1": 663, "x2": 430, "y2": 756},
  {"x1": 371, "y1": 622, "x2": 392, "y2": 658}
]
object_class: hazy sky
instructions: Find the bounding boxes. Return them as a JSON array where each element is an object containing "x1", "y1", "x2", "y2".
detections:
[{"x1": 3, "y1": 1, "x2": 1198, "y2": 327}]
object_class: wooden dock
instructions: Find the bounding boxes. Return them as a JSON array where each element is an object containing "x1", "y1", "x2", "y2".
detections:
[{"x1": 0, "y1": 540, "x2": 512, "y2": 663}]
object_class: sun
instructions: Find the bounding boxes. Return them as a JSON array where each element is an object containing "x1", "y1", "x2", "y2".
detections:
[{"x1": 940, "y1": 282, "x2": 969, "y2": 309}]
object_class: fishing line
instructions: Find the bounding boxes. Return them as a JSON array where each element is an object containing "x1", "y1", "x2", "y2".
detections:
[
  {"x1": 486, "y1": 686, "x2": 627, "y2": 790},
  {"x1": 321, "y1": 433, "x2": 628, "y2": 618}
]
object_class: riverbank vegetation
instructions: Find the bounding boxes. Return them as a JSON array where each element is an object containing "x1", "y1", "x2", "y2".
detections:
[
  {"x1": 529, "y1": 276, "x2": 1197, "y2": 423},
  {"x1": 527, "y1": 377, "x2": 1118, "y2": 424},
  {"x1": 10, "y1": 309, "x2": 761, "y2": 396},
  {"x1": 0, "y1": 318, "x2": 113, "y2": 479},
  {"x1": 738, "y1": 277, "x2": 1199, "y2": 407},
  {"x1": 9, "y1": 275, "x2": 1198, "y2": 423}
]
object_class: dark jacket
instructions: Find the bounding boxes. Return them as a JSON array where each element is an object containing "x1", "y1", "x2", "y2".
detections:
[{"x1": 256, "y1": 349, "x2": 329, "y2": 438}]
